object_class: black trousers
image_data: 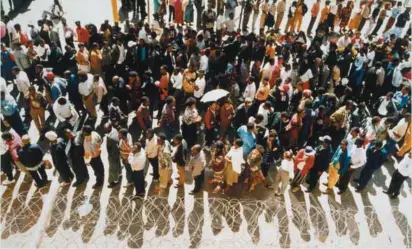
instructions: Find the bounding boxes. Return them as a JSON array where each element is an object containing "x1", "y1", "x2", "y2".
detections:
[
  {"x1": 358, "y1": 17, "x2": 367, "y2": 31},
  {"x1": 205, "y1": 128, "x2": 215, "y2": 147},
  {"x1": 387, "y1": 170, "x2": 408, "y2": 197},
  {"x1": 55, "y1": 162, "x2": 74, "y2": 183},
  {"x1": 307, "y1": 16, "x2": 317, "y2": 35},
  {"x1": 307, "y1": 168, "x2": 324, "y2": 190},
  {"x1": 123, "y1": 160, "x2": 133, "y2": 183},
  {"x1": 193, "y1": 170, "x2": 204, "y2": 193},
  {"x1": 90, "y1": 156, "x2": 105, "y2": 184},
  {"x1": 148, "y1": 157, "x2": 160, "y2": 180},
  {"x1": 4, "y1": 111, "x2": 25, "y2": 136},
  {"x1": 28, "y1": 164, "x2": 48, "y2": 186},
  {"x1": 1, "y1": 151, "x2": 14, "y2": 181},
  {"x1": 371, "y1": 19, "x2": 384, "y2": 35},
  {"x1": 71, "y1": 160, "x2": 89, "y2": 183},
  {"x1": 168, "y1": 5, "x2": 175, "y2": 22},
  {"x1": 132, "y1": 169, "x2": 145, "y2": 195},
  {"x1": 182, "y1": 122, "x2": 197, "y2": 150},
  {"x1": 337, "y1": 168, "x2": 354, "y2": 191},
  {"x1": 327, "y1": 13, "x2": 335, "y2": 31},
  {"x1": 261, "y1": 163, "x2": 271, "y2": 177}
]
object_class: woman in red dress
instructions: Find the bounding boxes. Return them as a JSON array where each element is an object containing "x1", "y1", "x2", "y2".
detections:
[{"x1": 174, "y1": 0, "x2": 183, "y2": 25}]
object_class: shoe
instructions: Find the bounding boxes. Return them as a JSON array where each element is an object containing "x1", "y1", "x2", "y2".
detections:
[
  {"x1": 152, "y1": 179, "x2": 159, "y2": 183},
  {"x1": 189, "y1": 191, "x2": 196, "y2": 195},
  {"x1": 382, "y1": 190, "x2": 389, "y2": 195},
  {"x1": 72, "y1": 180, "x2": 85, "y2": 187},
  {"x1": 175, "y1": 177, "x2": 180, "y2": 180},
  {"x1": 322, "y1": 183, "x2": 328, "y2": 187},
  {"x1": 131, "y1": 194, "x2": 144, "y2": 200},
  {"x1": 337, "y1": 190, "x2": 345, "y2": 195},
  {"x1": 2, "y1": 179, "x2": 15, "y2": 185},
  {"x1": 123, "y1": 182, "x2": 134, "y2": 188},
  {"x1": 305, "y1": 188, "x2": 313, "y2": 193},
  {"x1": 60, "y1": 181, "x2": 71, "y2": 187},
  {"x1": 355, "y1": 188, "x2": 362, "y2": 193},
  {"x1": 108, "y1": 181, "x2": 119, "y2": 188},
  {"x1": 174, "y1": 184, "x2": 183, "y2": 188},
  {"x1": 35, "y1": 183, "x2": 46, "y2": 189},
  {"x1": 92, "y1": 182, "x2": 103, "y2": 189},
  {"x1": 265, "y1": 184, "x2": 274, "y2": 190}
]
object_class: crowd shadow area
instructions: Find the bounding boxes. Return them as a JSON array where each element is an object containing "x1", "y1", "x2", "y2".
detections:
[{"x1": 1, "y1": 176, "x2": 412, "y2": 249}]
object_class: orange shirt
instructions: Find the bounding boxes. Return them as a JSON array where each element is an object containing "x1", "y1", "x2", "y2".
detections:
[
  {"x1": 90, "y1": 50, "x2": 102, "y2": 70},
  {"x1": 320, "y1": 6, "x2": 329, "y2": 23},
  {"x1": 76, "y1": 27, "x2": 90, "y2": 44},
  {"x1": 311, "y1": 2, "x2": 320, "y2": 17},
  {"x1": 266, "y1": 45, "x2": 275, "y2": 59}
]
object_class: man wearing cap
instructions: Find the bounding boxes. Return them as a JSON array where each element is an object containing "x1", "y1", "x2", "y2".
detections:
[
  {"x1": 306, "y1": 135, "x2": 333, "y2": 192},
  {"x1": 46, "y1": 131, "x2": 74, "y2": 187},
  {"x1": 78, "y1": 72, "x2": 97, "y2": 118},
  {"x1": 82, "y1": 125, "x2": 104, "y2": 188},
  {"x1": 17, "y1": 135, "x2": 49, "y2": 188}
]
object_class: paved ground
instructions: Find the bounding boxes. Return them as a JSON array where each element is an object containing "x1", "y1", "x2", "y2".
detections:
[{"x1": 1, "y1": 0, "x2": 412, "y2": 248}]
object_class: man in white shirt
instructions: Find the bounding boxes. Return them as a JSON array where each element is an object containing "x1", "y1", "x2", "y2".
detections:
[
  {"x1": 53, "y1": 97, "x2": 79, "y2": 126},
  {"x1": 243, "y1": 76, "x2": 256, "y2": 100},
  {"x1": 199, "y1": 49, "x2": 209, "y2": 73},
  {"x1": 129, "y1": 142, "x2": 147, "y2": 198},
  {"x1": 171, "y1": 67, "x2": 183, "y2": 90},
  {"x1": 78, "y1": 72, "x2": 97, "y2": 118},
  {"x1": 194, "y1": 70, "x2": 206, "y2": 99},
  {"x1": 145, "y1": 128, "x2": 159, "y2": 181},
  {"x1": 12, "y1": 67, "x2": 30, "y2": 98},
  {"x1": 257, "y1": 101, "x2": 272, "y2": 127},
  {"x1": 384, "y1": 152, "x2": 412, "y2": 198},
  {"x1": 261, "y1": 58, "x2": 275, "y2": 80},
  {"x1": 188, "y1": 144, "x2": 206, "y2": 194},
  {"x1": 392, "y1": 63, "x2": 403, "y2": 91},
  {"x1": 35, "y1": 39, "x2": 50, "y2": 63}
]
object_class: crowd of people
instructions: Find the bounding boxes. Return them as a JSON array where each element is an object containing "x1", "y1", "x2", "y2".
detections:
[{"x1": 0, "y1": 0, "x2": 411, "y2": 200}]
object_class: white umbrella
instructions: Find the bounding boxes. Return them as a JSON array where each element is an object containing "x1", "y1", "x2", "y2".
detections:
[{"x1": 200, "y1": 89, "x2": 229, "y2": 103}]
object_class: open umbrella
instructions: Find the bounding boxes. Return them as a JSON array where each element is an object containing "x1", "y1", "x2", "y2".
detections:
[{"x1": 201, "y1": 89, "x2": 229, "y2": 103}]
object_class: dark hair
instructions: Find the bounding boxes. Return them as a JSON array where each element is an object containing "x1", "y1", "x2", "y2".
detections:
[
  {"x1": 247, "y1": 122, "x2": 255, "y2": 130},
  {"x1": 355, "y1": 138, "x2": 364, "y2": 147},
  {"x1": 1, "y1": 131, "x2": 12, "y2": 141},
  {"x1": 119, "y1": 128, "x2": 128, "y2": 137},
  {"x1": 174, "y1": 134, "x2": 183, "y2": 142},
  {"x1": 234, "y1": 138, "x2": 243, "y2": 147},
  {"x1": 57, "y1": 97, "x2": 67, "y2": 105},
  {"x1": 82, "y1": 125, "x2": 93, "y2": 135},
  {"x1": 158, "y1": 133, "x2": 166, "y2": 140}
]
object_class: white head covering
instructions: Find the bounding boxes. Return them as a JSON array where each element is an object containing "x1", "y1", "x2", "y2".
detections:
[{"x1": 45, "y1": 131, "x2": 58, "y2": 142}]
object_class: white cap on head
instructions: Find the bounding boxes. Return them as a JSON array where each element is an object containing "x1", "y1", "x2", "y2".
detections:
[{"x1": 45, "y1": 131, "x2": 58, "y2": 142}]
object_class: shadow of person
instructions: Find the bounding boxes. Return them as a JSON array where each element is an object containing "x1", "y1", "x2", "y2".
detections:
[
  {"x1": 128, "y1": 198, "x2": 145, "y2": 248},
  {"x1": 104, "y1": 186, "x2": 122, "y2": 236},
  {"x1": 171, "y1": 190, "x2": 185, "y2": 237},
  {"x1": 372, "y1": 168, "x2": 386, "y2": 188},
  {"x1": 340, "y1": 189, "x2": 360, "y2": 245},
  {"x1": 1, "y1": 174, "x2": 33, "y2": 239},
  {"x1": 1, "y1": 178, "x2": 19, "y2": 222},
  {"x1": 45, "y1": 186, "x2": 70, "y2": 237},
  {"x1": 327, "y1": 191, "x2": 348, "y2": 237},
  {"x1": 208, "y1": 197, "x2": 225, "y2": 235},
  {"x1": 272, "y1": 195, "x2": 291, "y2": 248},
  {"x1": 360, "y1": 192, "x2": 383, "y2": 237},
  {"x1": 389, "y1": 198, "x2": 412, "y2": 248},
  {"x1": 308, "y1": 189, "x2": 329, "y2": 243},
  {"x1": 188, "y1": 197, "x2": 205, "y2": 249},
  {"x1": 241, "y1": 199, "x2": 264, "y2": 244},
  {"x1": 224, "y1": 198, "x2": 242, "y2": 233},
  {"x1": 81, "y1": 188, "x2": 103, "y2": 243},
  {"x1": 63, "y1": 184, "x2": 87, "y2": 232},
  {"x1": 289, "y1": 189, "x2": 311, "y2": 242},
  {"x1": 117, "y1": 187, "x2": 134, "y2": 241},
  {"x1": 155, "y1": 191, "x2": 171, "y2": 237}
]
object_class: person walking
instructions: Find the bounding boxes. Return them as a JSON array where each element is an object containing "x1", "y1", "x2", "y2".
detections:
[
  {"x1": 188, "y1": 144, "x2": 206, "y2": 195},
  {"x1": 384, "y1": 152, "x2": 412, "y2": 199},
  {"x1": 129, "y1": 142, "x2": 147, "y2": 198},
  {"x1": 324, "y1": 139, "x2": 350, "y2": 192},
  {"x1": 354, "y1": 141, "x2": 387, "y2": 192},
  {"x1": 104, "y1": 122, "x2": 122, "y2": 188},
  {"x1": 17, "y1": 135, "x2": 49, "y2": 188},
  {"x1": 65, "y1": 129, "x2": 90, "y2": 187},
  {"x1": 306, "y1": 136, "x2": 333, "y2": 192},
  {"x1": 274, "y1": 151, "x2": 294, "y2": 196},
  {"x1": 172, "y1": 134, "x2": 187, "y2": 188},
  {"x1": 45, "y1": 131, "x2": 74, "y2": 187},
  {"x1": 145, "y1": 128, "x2": 160, "y2": 182},
  {"x1": 82, "y1": 125, "x2": 104, "y2": 188}
]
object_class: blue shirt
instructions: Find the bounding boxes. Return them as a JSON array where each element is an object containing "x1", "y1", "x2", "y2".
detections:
[
  {"x1": 393, "y1": 91, "x2": 409, "y2": 110},
  {"x1": 0, "y1": 95, "x2": 18, "y2": 116},
  {"x1": 237, "y1": 126, "x2": 256, "y2": 158}
]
